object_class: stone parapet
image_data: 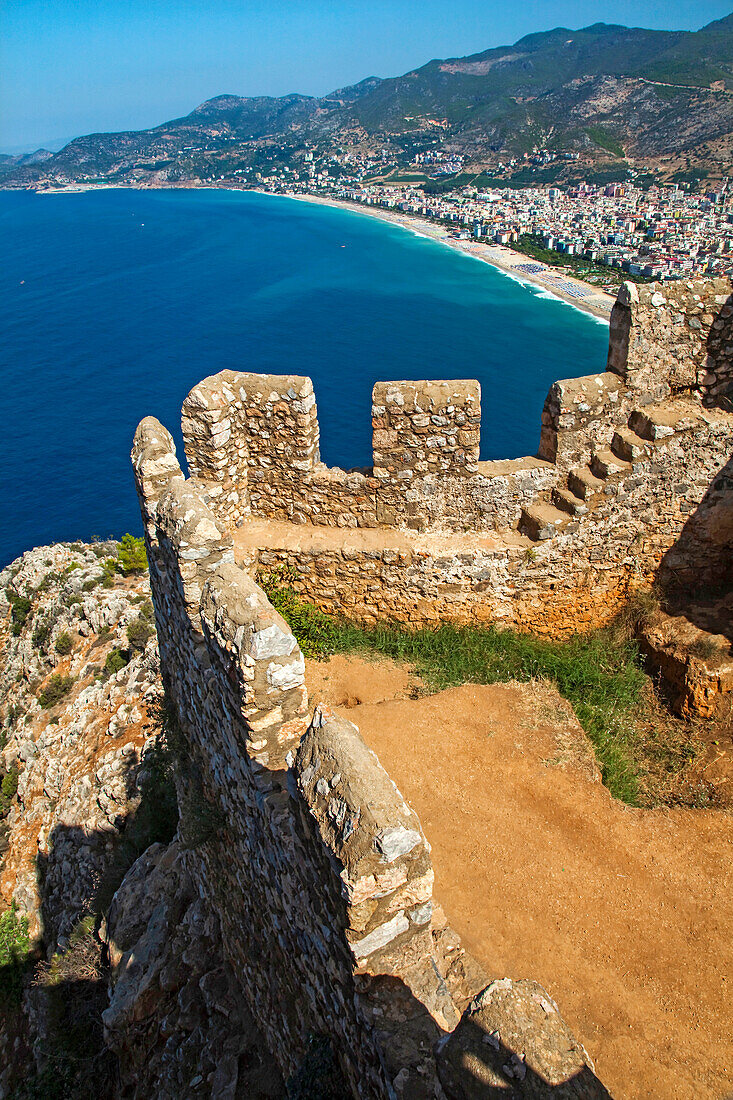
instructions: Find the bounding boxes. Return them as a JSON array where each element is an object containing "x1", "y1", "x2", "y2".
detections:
[
  {"x1": 131, "y1": 420, "x2": 610, "y2": 1097},
  {"x1": 538, "y1": 371, "x2": 630, "y2": 470},
  {"x1": 372, "y1": 379, "x2": 481, "y2": 481},
  {"x1": 250, "y1": 406, "x2": 733, "y2": 635},
  {"x1": 608, "y1": 276, "x2": 733, "y2": 406},
  {"x1": 173, "y1": 277, "x2": 733, "y2": 545}
]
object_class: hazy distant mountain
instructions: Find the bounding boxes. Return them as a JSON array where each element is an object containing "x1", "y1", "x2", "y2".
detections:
[
  {"x1": 4, "y1": 17, "x2": 732, "y2": 189},
  {"x1": 0, "y1": 148, "x2": 54, "y2": 177}
]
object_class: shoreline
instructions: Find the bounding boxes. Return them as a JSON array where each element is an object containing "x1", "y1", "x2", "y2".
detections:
[
  {"x1": 282, "y1": 191, "x2": 614, "y2": 322},
  {"x1": 25, "y1": 181, "x2": 614, "y2": 321}
]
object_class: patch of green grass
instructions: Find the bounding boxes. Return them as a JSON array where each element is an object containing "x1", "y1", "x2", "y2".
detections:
[
  {"x1": 586, "y1": 126, "x2": 625, "y2": 158},
  {"x1": 260, "y1": 572, "x2": 649, "y2": 804},
  {"x1": 0, "y1": 904, "x2": 30, "y2": 1005}
]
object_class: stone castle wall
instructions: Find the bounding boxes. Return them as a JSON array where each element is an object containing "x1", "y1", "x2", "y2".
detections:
[
  {"x1": 174, "y1": 278, "x2": 733, "y2": 636},
  {"x1": 181, "y1": 369, "x2": 561, "y2": 535},
  {"x1": 252, "y1": 404, "x2": 733, "y2": 636},
  {"x1": 128, "y1": 275, "x2": 732, "y2": 1096},
  {"x1": 133, "y1": 421, "x2": 447, "y2": 1096},
  {"x1": 607, "y1": 276, "x2": 733, "y2": 405},
  {"x1": 180, "y1": 279, "x2": 733, "y2": 552},
  {"x1": 132, "y1": 422, "x2": 608, "y2": 1097}
]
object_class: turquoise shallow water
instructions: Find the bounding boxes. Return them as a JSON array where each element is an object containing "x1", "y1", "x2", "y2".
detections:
[{"x1": 0, "y1": 188, "x2": 608, "y2": 566}]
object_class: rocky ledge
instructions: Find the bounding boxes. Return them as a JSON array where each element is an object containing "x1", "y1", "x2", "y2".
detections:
[{"x1": 0, "y1": 542, "x2": 283, "y2": 1099}]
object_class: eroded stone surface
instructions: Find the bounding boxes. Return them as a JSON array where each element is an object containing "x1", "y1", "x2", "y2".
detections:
[{"x1": 437, "y1": 978, "x2": 611, "y2": 1099}]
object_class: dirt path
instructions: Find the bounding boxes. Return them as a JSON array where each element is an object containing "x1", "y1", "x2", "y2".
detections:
[{"x1": 307, "y1": 656, "x2": 733, "y2": 1100}]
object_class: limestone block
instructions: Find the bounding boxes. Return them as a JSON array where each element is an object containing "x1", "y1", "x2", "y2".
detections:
[{"x1": 437, "y1": 978, "x2": 611, "y2": 1099}]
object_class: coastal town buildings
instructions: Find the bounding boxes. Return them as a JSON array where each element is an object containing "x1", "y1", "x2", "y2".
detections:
[{"x1": 258, "y1": 169, "x2": 733, "y2": 285}]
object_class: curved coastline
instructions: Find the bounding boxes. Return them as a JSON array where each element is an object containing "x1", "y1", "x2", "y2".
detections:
[
  {"x1": 33, "y1": 181, "x2": 613, "y2": 322},
  {"x1": 277, "y1": 190, "x2": 613, "y2": 323}
]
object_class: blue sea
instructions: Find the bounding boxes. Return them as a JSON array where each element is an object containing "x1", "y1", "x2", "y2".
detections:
[{"x1": 0, "y1": 188, "x2": 609, "y2": 566}]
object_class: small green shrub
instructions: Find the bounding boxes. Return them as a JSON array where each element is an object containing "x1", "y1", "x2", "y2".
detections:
[
  {"x1": 116, "y1": 533, "x2": 147, "y2": 575},
  {"x1": 688, "y1": 636, "x2": 719, "y2": 661},
  {"x1": 38, "y1": 674, "x2": 75, "y2": 709},
  {"x1": 0, "y1": 904, "x2": 30, "y2": 1004},
  {"x1": 0, "y1": 766, "x2": 18, "y2": 815},
  {"x1": 101, "y1": 559, "x2": 117, "y2": 588},
  {"x1": 126, "y1": 616, "x2": 153, "y2": 651},
  {"x1": 9, "y1": 596, "x2": 32, "y2": 637},
  {"x1": 82, "y1": 578, "x2": 98, "y2": 592},
  {"x1": 104, "y1": 648, "x2": 128, "y2": 676},
  {"x1": 31, "y1": 621, "x2": 50, "y2": 649},
  {"x1": 55, "y1": 632, "x2": 73, "y2": 656},
  {"x1": 5, "y1": 703, "x2": 25, "y2": 726}
]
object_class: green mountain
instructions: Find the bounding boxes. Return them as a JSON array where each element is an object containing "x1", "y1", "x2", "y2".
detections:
[{"x1": 4, "y1": 16, "x2": 732, "y2": 189}]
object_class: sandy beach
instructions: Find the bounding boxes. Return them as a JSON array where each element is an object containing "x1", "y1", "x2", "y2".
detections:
[{"x1": 285, "y1": 191, "x2": 615, "y2": 322}]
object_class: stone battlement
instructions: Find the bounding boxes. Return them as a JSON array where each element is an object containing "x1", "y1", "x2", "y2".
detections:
[
  {"x1": 171, "y1": 277, "x2": 733, "y2": 636},
  {"x1": 181, "y1": 277, "x2": 733, "y2": 545},
  {"x1": 132, "y1": 419, "x2": 611, "y2": 1097},
  {"x1": 130, "y1": 276, "x2": 732, "y2": 1094}
]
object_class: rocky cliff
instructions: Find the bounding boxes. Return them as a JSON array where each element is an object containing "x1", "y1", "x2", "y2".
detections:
[{"x1": 0, "y1": 542, "x2": 285, "y2": 1098}]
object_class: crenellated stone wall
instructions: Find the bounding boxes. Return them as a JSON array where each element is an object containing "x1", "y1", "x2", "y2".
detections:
[
  {"x1": 252, "y1": 404, "x2": 733, "y2": 636},
  {"x1": 607, "y1": 276, "x2": 733, "y2": 406},
  {"x1": 126, "y1": 274, "x2": 733, "y2": 1096},
  {"x1": 131, "y1": 422, "x2": 610, "y2": 1098},
  {"x1": 178, "y1": 279, "x2": 733, "y2": 550},
  {"x1": 163, "y1": 276, "x2": 733, "y2": 638}
]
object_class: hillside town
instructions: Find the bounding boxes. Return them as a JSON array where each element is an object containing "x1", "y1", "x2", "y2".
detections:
[{"x1": 259, "y1": 167, "x2": 733, "y2": 285}]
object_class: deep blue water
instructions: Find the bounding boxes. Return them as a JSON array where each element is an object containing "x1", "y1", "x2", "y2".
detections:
[{"x1": 0, "y1": 188, "x2": 608, "y2": 566}]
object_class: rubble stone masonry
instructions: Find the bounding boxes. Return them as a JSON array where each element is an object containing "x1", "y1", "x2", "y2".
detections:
[
  {"x1": 174, "y1": 277, "x2": 733, "y2": 635},
  {"x1": 132, "y1": 417, "x2": 609, "y2": 1098},
  {"x1": 130, "y1": 276, "x2": 731, "y2": 1093}
]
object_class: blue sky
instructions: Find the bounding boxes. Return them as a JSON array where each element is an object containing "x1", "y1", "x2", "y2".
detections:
[{"x1": 2, "y1": 0, "x2": 731, "y2": 152}]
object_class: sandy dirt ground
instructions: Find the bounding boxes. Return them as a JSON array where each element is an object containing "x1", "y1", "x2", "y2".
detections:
[{"x1": 306, "y1": 655, "x2": 733, "y2": 1100}]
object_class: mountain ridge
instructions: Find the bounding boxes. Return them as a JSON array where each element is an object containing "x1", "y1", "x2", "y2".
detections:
[{"x1": 3, "y1": 17, "x2": 732, "y2": 190}]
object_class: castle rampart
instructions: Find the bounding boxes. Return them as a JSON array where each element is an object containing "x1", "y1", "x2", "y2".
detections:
[
  {"x1": 132, "y1": 419, "x2": 610, "y2": 1097},
  {"x1": 607, "y1": 276, "x2": 733, "y2": 405},
  {"x1": 130, "y1": 275, "x2": 731, "y2": 1095},
  {"x1": 173, "y1": 277, "x2": 733, "y2": 635}
]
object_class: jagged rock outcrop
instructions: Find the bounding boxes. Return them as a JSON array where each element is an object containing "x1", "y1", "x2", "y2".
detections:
[
  {"x1": 436, "y1": 979, "x2": 611, "y2": 1099},
  {"x1": 103, "y1": 841, "x2": 285, "y2": 1099},
  {"x1": 0, "y1": 541, "x2": 171, "y2": 1097},
  {"x1": 0, "y1": 541, "x2": 162, "y2": 948}
]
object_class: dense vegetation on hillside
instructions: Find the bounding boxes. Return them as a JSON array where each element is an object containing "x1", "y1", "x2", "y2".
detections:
[{"x1": 3, "y1": 16, "x2": 732, "y2": 189}]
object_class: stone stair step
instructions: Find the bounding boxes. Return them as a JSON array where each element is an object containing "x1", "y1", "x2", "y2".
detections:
[
  {"x1": 567, "y1": 466, "x2": 604, "y2": 501},
  {"x1": 520, "y1": 503, "x2": 570, "y2": 541},
  {"x1": 629, "y1": 409, "x2": 675, "y2": 441},
  {"x1": 590, "y1": 449, "x2": 632, "y2": 480},
  {"x1": 552, "y1": 486, "x2": 588, "y2": 516},
  {"x1": 628, "y1": 401, "x2": 701, "y2": 442},
  {"x1": 611, "y1": 428, "x2": 649, "y2": 462}
]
